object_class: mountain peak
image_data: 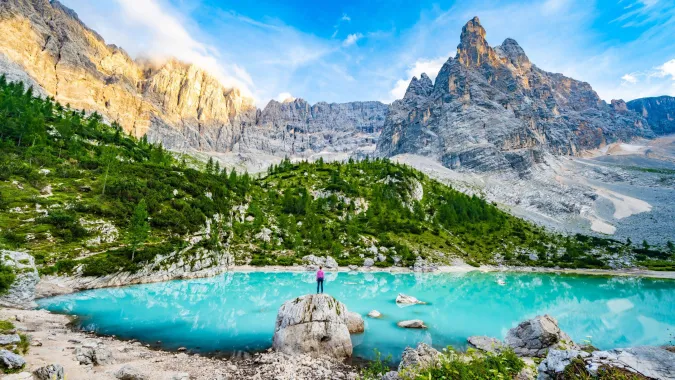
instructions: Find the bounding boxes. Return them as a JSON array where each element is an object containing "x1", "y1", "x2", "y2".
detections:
[
  {"x1": 404, "y1": 73, "x2": 434, "y2": 99},
  {"x1": 495, "y1": 38, "x2": 531, "y2": 68},
  {"x1": 456, "y1": 16, "x2": 496, "y2": 67}
]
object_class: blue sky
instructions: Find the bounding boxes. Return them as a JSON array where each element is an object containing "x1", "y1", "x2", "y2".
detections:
[{"x1": 61, "y1": 0, "x2": 675, "y2": 107}]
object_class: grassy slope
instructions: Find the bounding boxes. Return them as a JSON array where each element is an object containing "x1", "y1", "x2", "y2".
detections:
[{"x1": 1, "y1": 77, "x2": 673, "y2": 277}]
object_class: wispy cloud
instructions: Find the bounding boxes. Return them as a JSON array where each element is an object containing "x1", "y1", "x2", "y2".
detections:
[
  {"x1": 342, "y1": 33, "x2": 363, "y2": 47},
  {"x1": 622, "y1": 73, "x2": 639, "y2": 84},
  {"x1": 388, "y1": 56, "x2": 449, "y2": 101}
]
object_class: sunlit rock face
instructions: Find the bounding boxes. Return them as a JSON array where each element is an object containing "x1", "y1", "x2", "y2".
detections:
[
  {"x1": 0, "y1": 0, "x2": 256, "y2": 146},
  {"x1": 376, "y1": 16, "x2": 653, "y2": 175},
  {"x1": 0, "y1": 0, "x2": 388, "y2": 157}
]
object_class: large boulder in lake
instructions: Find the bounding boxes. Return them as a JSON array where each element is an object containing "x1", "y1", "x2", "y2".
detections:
[
  {"x1": 346, "y1": 311, "x2": 364, "y2": 334},
  {"x1": 272, "y1": 294, "x2": 353, "y2": 359},
  {"x1": 505, "y1": 315, "x2": 577, "y2": 357},
  {"x1": 0, "y1": 250, "x2": 39, "y2": 309}
]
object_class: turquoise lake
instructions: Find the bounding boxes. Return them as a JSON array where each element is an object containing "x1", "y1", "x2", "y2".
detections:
[{"x1": 37, "y1": 271, "x2": 675, "y2": 360}]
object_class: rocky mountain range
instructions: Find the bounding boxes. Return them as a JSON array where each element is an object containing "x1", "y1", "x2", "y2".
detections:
[
  {"x1": 1, "y1": 1, "x2": 674, "y2": 169},
  {"x1": 375, "y1": 17, "x2": 668, "y2": 175},
  {"x1": 0, "y1": 0, "x2": 387, "y2": 158},
  {"x1": 1, "y1": 1, "x2": 675, "y2": 243}
]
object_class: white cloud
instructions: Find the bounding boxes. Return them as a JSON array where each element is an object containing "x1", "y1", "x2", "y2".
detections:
[
  {"x1": 657, "y1": 59, "x2": 675, "y2": 79},
  {"x1": 276, "y1": 92, "x2": 296, "y2": 102},
  {"x1": 341, "y1": 13, "x2": 351, "y2": 22},
  {"x1": 342, "y1": 33, "x2": 363, "y2": 47},
  {"x1": 388, "y1": 56, "x2": 448, "y2": 101},
  {"x1": 621, "y1": 73, "x2": 638, "y2": 84}
]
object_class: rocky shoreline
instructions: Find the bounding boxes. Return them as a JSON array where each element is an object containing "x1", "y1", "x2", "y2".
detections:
[{"x1": 0, "y1": 308, "x2": 359, "y2": 380}]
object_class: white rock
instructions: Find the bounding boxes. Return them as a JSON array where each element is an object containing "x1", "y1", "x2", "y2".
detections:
[
  {"x1": 397, "y1": 320, "x2": 427, "y2": 329},
  {"x1": 367, "y1": 310, "x2": 382, "y2": 318},
  {"x1": 396, "y1": 293, "x2": 426, "y2": 305},
  {"x1": 272, "y1": 294, "x2": 352, "y2": 359}
]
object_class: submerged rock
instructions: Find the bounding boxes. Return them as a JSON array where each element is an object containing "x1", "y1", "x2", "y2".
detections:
[
  {"x1": 396, "y1": 293, "x2": 426, "y2": 305},
  {"x1": 346, "y1": 311, "x2": 365, "y2": 334},
  {"x1": 397, "y1": 320, "x2": 427, "y2": 329},
  {"x1": 505, "y1": 314, "x2": 576, "y2": 357},
  {"x1": 272, "y1": 294, "x2": 353, "y2": 359},
  {"x1": 33, "y1": 364, "x2": 65, "y2": 380},
  {"x1": 467, "y1": 336, "x2": 505, "y2": 353},
  {"x1": 399, "y1": 343, "x2": 441, "y2": 371}
]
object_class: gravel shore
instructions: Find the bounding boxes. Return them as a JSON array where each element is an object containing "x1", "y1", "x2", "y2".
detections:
[{"x1": 0, "y1": 308, "x2": 358, "y2": 380}]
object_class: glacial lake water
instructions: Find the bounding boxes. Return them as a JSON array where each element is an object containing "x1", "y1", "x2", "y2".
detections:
[{"x1": 37, "y1": 271, "x2": 675, "y2": 361}]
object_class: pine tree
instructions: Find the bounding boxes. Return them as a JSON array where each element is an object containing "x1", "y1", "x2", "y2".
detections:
[{"x1": 129, "y1": 199, "x2": 150, "y2": 262}]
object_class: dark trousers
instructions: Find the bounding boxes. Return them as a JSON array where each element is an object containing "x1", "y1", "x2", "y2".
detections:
[{"x1": 317, "y1": 279, "x2": 324, "y2": 293}]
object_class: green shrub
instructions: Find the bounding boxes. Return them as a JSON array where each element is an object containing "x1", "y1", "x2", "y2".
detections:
[
  {"x1": 400, "y1": 348, "x2": 524, "y2": 380},
  {"x1": 0, "y1": 264, "x2": 16, "y2": 294}
]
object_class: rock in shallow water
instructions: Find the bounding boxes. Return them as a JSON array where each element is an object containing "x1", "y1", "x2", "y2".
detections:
[
  {"x1": 272, "y1": 294, "x2": 353, "y2": 359},
  {"x1": 346, "y1": 311, "x2": 364, "y2": 334},
  {"x1": 397, "y1": 320, "x2": 426, "y2": 329},
  {"x1": 367, "y1": 310, "x2": 382, "y2": 318},
  {"x1": 395, "y1": 293, "x2": 426, "y2": 305}
]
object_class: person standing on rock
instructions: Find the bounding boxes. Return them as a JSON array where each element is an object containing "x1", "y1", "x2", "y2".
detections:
[{"x1": 317, "y1": 266, "x2": 325, "y2": 294}]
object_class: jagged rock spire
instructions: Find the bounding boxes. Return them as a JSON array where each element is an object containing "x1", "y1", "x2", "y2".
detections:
[
  {"x1": 496, "y1": 38, "x2": 531, "y2": 69},
  {"x1": 456, "y1": 16, "x2": 497, "y2": 67},
  {"x1": 404, "y1": 73, "x2": 434, "y2": 99}
]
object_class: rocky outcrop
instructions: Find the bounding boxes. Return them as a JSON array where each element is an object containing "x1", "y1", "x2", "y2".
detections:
[
  {"x1": 467, "y1": 336, "x2": 506, "y2": 353},
  {"x1": 399, "y1": 343, "x2": 441, "y2": 371},
  {"x1": 272, "y1": 294, "x2": 353, "y2": 359},
  {"x1": 627, "y1": 96, "x2": 675, "y2": 135},
  {"x1": 505, "y1": 314, "x2": 577, "y2": 357},
  {"x1": 376, "y1": 16, "x2": 654, "y2": 175},
  {"x1": 538, "y1": 346, "x2": 675, "y2": 380},
  {"x1": 0, "y1": 250, "x2": 39, "y2": 309}
]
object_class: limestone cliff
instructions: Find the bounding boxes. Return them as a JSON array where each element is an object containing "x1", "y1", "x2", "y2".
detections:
[
  {"x1": 627, "y1": 96, "x2": 675, "y2": 136},
  {"x1": 0, "y1": 0, "x2": 256, "y2": 144},
  {"x1": 0, "y1": 0, "x2": 387, "y2": 157},
  {"x1": 376, "y1": 17, "x2": 654, "y2": 175},
  {"x1": 238, "y1": 99, "x2": 387, "y2": 156}
]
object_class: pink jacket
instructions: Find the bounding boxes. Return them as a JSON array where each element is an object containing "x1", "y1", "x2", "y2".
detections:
[{"x1": 317, "y1": 270, "x2": 324, "y2": 280}]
